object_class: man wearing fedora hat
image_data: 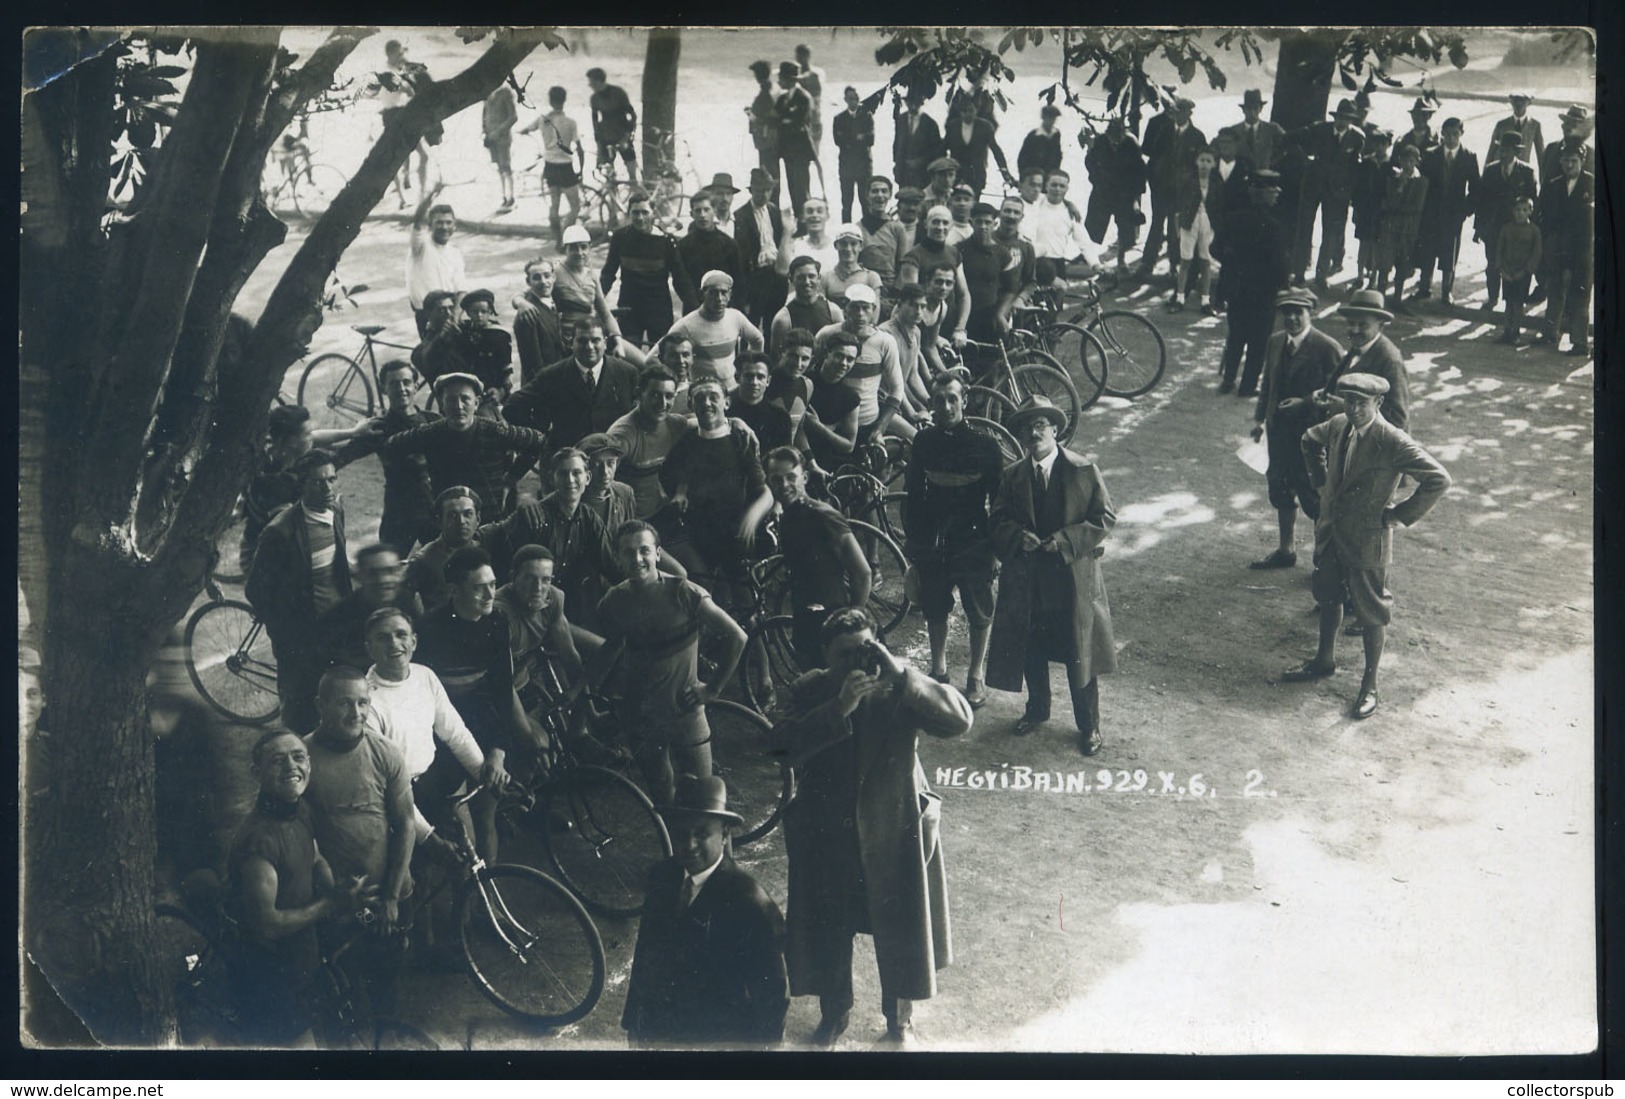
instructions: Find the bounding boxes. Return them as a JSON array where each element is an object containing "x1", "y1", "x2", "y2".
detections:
[
  {"x1": 735, "y1": 167, "x2": 791, "y2": 331},
  {"x1": 621, "y1": 773, "x2": 789, "y2": 1048},
  {"x1": 894, "y1": 90, "x2": 944, "y2": 190},
  {"x1": 1487, "y1": 92, "x2": 1545, "y2": 168},
  {"x1": 834, "y1": 87, "x2": 877, "y2": 223},
  {"x1": 772, "y1": 607, "x2": 970, "y2": 1046},
  {"x1": 1319, "y1": 289, "x2": 1412, "y2": 432},
  {"x1": 1393, "y1": 97, "x2": 1440, "y2": 165},
  {"x1": 987, "y1": 395, "x2": 1117, "y2": 754},
  {"x1": 1474, "y1": 131, "x2": 1539, "y2": 314},
  {"x1": 1285, "y1": 98, "x2": 1365, "y2": 288},
  {"x1": 1414, "y1": 117, "x2": 1480, "y2": 304},
  {"x1": 1223, "y1": 88, "x2": 1286, "y2": 172},
  {"x1": 1285, "y1": 373, "x2": 1451, "y2": 720},
  {"x1": 1249, "y1": 288, "x2": 1344, "y2": 569},
  {"x1": 1539, "y1": 104, "x2": 1594, "y2": 183},
  {"x1": 701, "y1": 173, "x2": 741, "y2": 231},
  {"x1": 1212, "y1": 169, "x2": 1291, "y2": 396}
]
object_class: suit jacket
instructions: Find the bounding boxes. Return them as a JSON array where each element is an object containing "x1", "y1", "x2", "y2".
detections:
[
  {"x1": 511, "y1": 290, "x2": 567, "y2": 387},
  {"x1": 1539, "y1": 171, "x2": 1595, "y2": 270},
  {"x1": 620, "y1": 855, "x2": 789, "y2": 1046},
  {"x1": 771, "y1": 666, "x2": 969, "y2": 1002},
  {"x1": 1420, "y1": 146, "x2": 1480, "y2": 231},
  {"x1": 987, "y1": 449, "x2": 1117, "y2": 688},
  {"x1": 1222, "y1": 118, "x2": 1287, "y2": 171},
  {"x1": 774, "y1": 83, "x2": 816, "y2": 161},
  {"x1": 504, "y1": 355, "x2": 640, "y2": 451},
  {"x1": 1084, "y1": 133, "x2": 1147, "y2": 206},
  {"x1": 893, "y1": 110, "x2": 943, "y2": 185},
  {"x1": 1325, "y1": 334, "x2": 1411, "y2": 434},
  {"x1": 1176, "y1": 165, "x2": 1226, "y2": 233},
  {"x1": 1301, "y1": 413, "x2": 1451, "y2": 568},
  {"x1": 1147, "y1": 122, "x2": 1208, "y2": 197},
  {"x1": 1255, "y1": 326, "x2": 1344, "y2": 428},
  {"x1": 942, "y1": 115, "x2": 1009, "y2": 193},
  {"x1": 1539, "y1": 138, "x2": 1594, "y2": 183},
  {"x1": 246, "y1": 500, "x2": 352, "y2": 641},
  {"x1": 1288, "y1": 122, "x2": 1364, "y2": 198},
  {"x1": 1487, "y1": 114, "x2": 1544, "y2": 166},
  {"x1": 733, "y1": 201, "x2": 785, "y2": 273},
  {"x1": 1473, "y1": 158, "x2": 1538, "y2": 239}
]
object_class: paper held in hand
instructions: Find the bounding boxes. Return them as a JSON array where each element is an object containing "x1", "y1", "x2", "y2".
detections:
[{"x1": 1235, "y1": 433, "x2": 1269, "y2": 476}]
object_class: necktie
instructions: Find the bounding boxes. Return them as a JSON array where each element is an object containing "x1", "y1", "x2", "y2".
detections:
[
  {"x1": 677, "y1": 875, "x2": 696, "y2": 912},
  {"x1": 1342, "y1": 424, "x2": 1358, "y2": 480}
]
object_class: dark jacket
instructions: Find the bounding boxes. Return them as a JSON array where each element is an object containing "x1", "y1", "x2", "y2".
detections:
[
  {"x1": 1539, "y1": 171, "x2": 1595, "y2": 271},
  {"x1": 893, "y1": 110, "x2": 943, "y2": 186},
  {"x1": 621, "y1": 855, "x2": 789, "y2": 1046},
  {"x1": 1420, "y1": 145, "x2": 1480, "y2": 237},
  {"x1": 1473, "y1": 158, "x2": 1538, "y2": 240},
  {"x1": 246, "y1": 501, "x2": 352, "y2": 642},
  {"x1": 832, "y1": 107, "x2": 875, "y2": 171},
  {"x1": 1288, "y1": 121, "x2": 1364, "y2": 199},
  {"x1": 1084, "y1": 132, "x2": 1147, "y2": 211},
  {"x1": 512, "y1": 290, "x2": 568, "y2": 387},
  {"x1": 1325, "y1": 334, "x2": 1412, "y2": 434},
  {"x1": 504, "y1": 355, "x2": 641, "y2": 451},
  {"x1": 1147, "y1": 121, "x2": 1207, "y2": 198},
  {"x1": 942, "y1": 115, "x2": 1010, "y2": 194}
]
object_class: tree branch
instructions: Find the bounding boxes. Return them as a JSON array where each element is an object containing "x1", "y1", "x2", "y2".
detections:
[{"x1": 254, "y1": 27, "x2": 377, "y2": 173}]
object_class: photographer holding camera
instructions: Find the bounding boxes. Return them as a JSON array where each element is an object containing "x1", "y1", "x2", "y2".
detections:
[{"x1": 769, "y1": 607, "x2": 972, "y2": 1048}]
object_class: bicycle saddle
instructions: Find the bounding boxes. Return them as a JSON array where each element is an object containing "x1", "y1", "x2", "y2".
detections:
[{"x1": 352, "y1": 324, "x2": 387, "y2": 336}]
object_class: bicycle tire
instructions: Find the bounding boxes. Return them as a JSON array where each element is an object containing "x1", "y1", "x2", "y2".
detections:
[
  {"x1": 1086, "y1": 310, "x2": 1167, "y2": 398},
  {"x1": 738, "y1": 617, "x2": 804, "y2": 720},
  {"x1": 293, "y1": 164, "x2": 348, "y2": 217},
  {"x1": 963, "y1": 384, "x2": 1017, "y2": 427},
  {"x1": 997, "y1": 358, "x2": 1082, "y2": 443},
  {"x1": 706, "y1": 696, "x2": 791, "y2": 846},
  {"x1": 586, "y1": 179, "x2": 636, "y2": 237},
  {"x1": 298, "y1": 352, "x2": 375, "y2": 432},
  {"x1": 1039, "y1": 322, "x2": 1109, "y2": 411},
  {"x1": 849, "y1": 519, "x2": 911, "y2": 634},
  {"x1": 458, "y1": 863, "x2": 606, "y2": 1027},
  {"x1": 881, "y1": 491, "x2": 908, "y2": 548},
  {"x1": 966, "y1": 415, "x2": 1023, "y2": 465},
  {"x1": 540, "y1": 764, "x2": 671, "y2": 919},
  {"x1": 184, "y1": 599, "x2": 281, "y2": 725}
]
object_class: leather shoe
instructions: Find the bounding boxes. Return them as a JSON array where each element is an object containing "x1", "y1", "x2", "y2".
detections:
[
  {"x1": 1280, "y1": 660, "x2": 1336, "y2": 683},
  {"x1": 1012, "y1": 712, "x2": 1047, "y2": 737},
  {"x1": 1352, "y1": 687, "x2": 1380, "y2": 720},
  {"x1": 1217, "y1": 379, "x2": 1235, "y2": 395},
  {"x1": 882, "y1": 1021, "x2": 916, "y2": 1047},
  {"x1": 1079, "y1": 729, "x2": 1104, "y2": 756},
  {"x1": 963, "y1": 679, "x2": 988, "y2": 709},
  {"x1": 812, "y1": 1011, "x2": 850, "y2": 1047},
  {"x1": 1249, "y1": 549, "x2": 1297, "y2": 570}
]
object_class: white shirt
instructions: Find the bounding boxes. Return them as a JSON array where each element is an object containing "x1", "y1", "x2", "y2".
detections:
[
  {"x1": 752, "y1": 203, "x2": 777, "y2": 266},
  {"x1": 577, "y1": 359, "x2": 602, "y2": 389},
  {"x1": 680, "y1": 850, "x2": 726, "y2": 906},
  {"x1": 407, "y1": 228, "x2": 467, "y2": 311},
  {"x1": 1032, "y1": 446, "x2": 1060, "y2": 486},
  {"x1": 1028, "y1": 199, "x2": 1099, "y2": 265},
  {"x1": 365, "y1": 663, "x2": 485, "y2": 838}
]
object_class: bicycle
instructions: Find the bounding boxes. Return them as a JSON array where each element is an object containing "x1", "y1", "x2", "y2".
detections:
[
  {"x1": 640, "y1": 125, "x2": 705, "y2": 234},
  {"x1": 1008, "y1": 303, "x2": 1110, "y2": 412},
  {"x1": 262, "y1": 135, "x2": 347, "y2": 219},
  {"x1": 944, "y1": 335, "x2": 1082, "y2": 442},
  {"x1": 514, "y1": 133, "x2": 640, "y2": 242},
  {"x1": 296, "y1": 324, "x2": 421, "y2": 432},
  {"x1": 1050, "y1": 281, "x2": 1168, "y2": 399},
  {"x1": 183, "y1": 576, "x2": 280, "y2": 725}
]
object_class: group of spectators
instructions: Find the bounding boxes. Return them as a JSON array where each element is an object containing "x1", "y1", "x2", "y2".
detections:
[{"x1": 201, "y1": 67, "x2": 1590, "y2": 1051}]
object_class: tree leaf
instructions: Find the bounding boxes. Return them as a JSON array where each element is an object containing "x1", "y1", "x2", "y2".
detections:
[{"x1": 1340, "y1": 66, "x2": 1358, "y2": 90}]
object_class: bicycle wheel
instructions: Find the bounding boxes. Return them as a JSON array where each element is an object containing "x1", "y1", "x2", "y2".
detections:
[
  {"x1": 540, "y1": 765, "x2": 671, "y2": 919},
  {"x1": 1087, "y1": 310, "x2": 1167, "y2": 398},
  {"x1": 706, "y1": 697, "x2": 791, "y2": 846},
  {"x1": 297, "y1": 352, "x2": 375, "y2": 432},
  {"x1": 997, "y1": 358, "x2": 1082, "y2": 443},
  {"x1": 963, "y1": 384, "x2": 1017, "y2": 427},
  {"x1": 585, "y1": 180, "x2": 636, "y2": 237},
  {"x1": 1039, "y1": 322, "x2": 1109, "y2": 411},
  {"x1": 458, "y1": 864, "x2": 606, "y2": 1027},
  {"x1": 849, "y1": 519, "x2": 910, "y2": 634},
  {"x1": 184, "y1": 599, "x2": 281, "y2": 725},
  {"x1": 881, "y1": 491, "x2": 908, "y2": 548},
  {"x1": 966, "y1": 415, "x2": 1023, "y2": 465},
  {"x1": 292, "y1": 164, "x2": 348, "y2": 217},
  {"x1": 739, "y1": 616, "x2": 803, "y2": 716}
]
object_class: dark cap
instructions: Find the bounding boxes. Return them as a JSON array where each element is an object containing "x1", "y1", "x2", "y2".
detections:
[
  {"x1": 460, "y1": 288, "x2": 495, "y2": 313},
  {"x1": 749, "y1": 60, "x2": 771, "y2": 78},
  {"x1": 778, "y1": 61, "x2": 800, "y2": 79},
  {"x1": 579, "y1": 432, "x2": 625, "y2": 457},
  {"x1": 1335, "y1": 372, "x2": 1390, "y2": 397}
]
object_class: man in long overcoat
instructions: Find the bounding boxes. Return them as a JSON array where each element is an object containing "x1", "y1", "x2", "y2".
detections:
[
  {"x1": 987, "y1": 396, "x2": 1117, "y2": 756},
  {"x1": 1283, "y1": 373, "x2": 1450, "y2": 720},
  {"x1": 771, "y1": 607, "x2": 971, "y2": 1047},
  {"x1": 621, "y1": 774, "x2": 789, "y2": 1047}
]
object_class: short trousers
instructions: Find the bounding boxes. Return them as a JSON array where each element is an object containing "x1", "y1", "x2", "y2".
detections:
[
  {"x1": 597, "y1": 139, "x2": 636, "y2": 166},
  {"x1": 916, "y1": 555, "x2": 996, "y2": 627},
  {"x1": 1178, "y1": 207, "x2": 1215, "y2": 261},
  {"x1": 1311, "y1": 538, "x2": 1393, "y2": 627},
  {"x1": 486, "y1": 136, "x2": 512, "y2": 171},
  {"x1": 542, "y1": 161, "x2": 581, "y2": 188}
]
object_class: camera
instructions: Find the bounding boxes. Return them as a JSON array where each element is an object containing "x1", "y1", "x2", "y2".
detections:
[{"x1": 858, "y1": 638, "x2": 888, "y2": 676}]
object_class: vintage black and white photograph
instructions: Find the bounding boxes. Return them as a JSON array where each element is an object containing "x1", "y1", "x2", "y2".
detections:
[{"x1": 18, "y1": 24, "x2": 1598, "y2": 1056}]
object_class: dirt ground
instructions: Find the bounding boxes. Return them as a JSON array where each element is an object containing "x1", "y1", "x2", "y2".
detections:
[{"x1": 144, "y1": 26, "x2": 1595, "y2": 1057}]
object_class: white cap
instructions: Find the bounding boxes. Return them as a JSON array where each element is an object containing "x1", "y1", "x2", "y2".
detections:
[
  {"x1": 561, "y1": 225, "x2": 592, "y2": 246},
  {"x1": 700, "y1": 269, "x2": 735, "y2": 290},
  {"x1": 844, "y1": 283, "x2": 877, "y2": 305},
  {"x1": 834, "y1": 222, "x2": 864, "y2": 243}
]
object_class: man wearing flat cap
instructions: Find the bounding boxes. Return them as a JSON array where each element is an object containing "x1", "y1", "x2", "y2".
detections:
[
  {"x1": 1474, "y1": 131, "x2": 1539, "y2": 314},
  {"x1": 382, "y1": 373, "x2": 548, "y2": 519},
  {"x1": 1285, "y1": 97, "x2": 1366, "y2": 288},
  {"x1": 774, "y1": 61, "x2": 818, "y2": 221},
  {"x1": 622, "y1": 774, "x2": 789, "y2": 1047},
  {"x1": 1284, "y1": 372, "x2": 1451, "y2": 720},
  {"x1": 1487, "y1": 92, "x2": 1544, "y2": 167},
  {"x1": 1414, "y1": 117, "x2": 1480, "y2": 304},
  {"x1": 772, "y1": 607, "x2": 970, "y2": 1046},
  {"x1": 988, "y1": 395, "x2": 1117, "y2": 755},
  {"x1": 924, "y1": 155, "x2": 961, "y2": 212},
  {"x1": 1317, "y1": 289, "x2": 1412, "y2": 433},
  {"x1": 1249, "y1": 288, "x2": 1344, "y2": 570},
  {"x1": 664, "y1": 269, "x2": 766, "y2": 392},
  {"x1": 1212, "y1": 169, "x2": 1291, "y2": 396}
]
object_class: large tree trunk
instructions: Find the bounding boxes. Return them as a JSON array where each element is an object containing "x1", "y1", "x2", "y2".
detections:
[
  {"x1": 641, "y1": 28, "x2": 681, "y2": 177},
  {"x1": 1270, "y1": 29, "x2": 1340, "y2": 132}
]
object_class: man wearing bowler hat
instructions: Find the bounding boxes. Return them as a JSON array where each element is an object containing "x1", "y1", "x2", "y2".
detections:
[
  {"x1": 1223, "y1": 88, "x2": 1286, "y2": 171},
  {"x1": 1212, "y1": 169, "x2": 1291, "y2": 396},
  {"x1": 1414, "y1": 116, "x2": 1480, "y2": 305},
  {"x1": 987, "y1": 395, "x2": 1117, "y2": 755},
  {"x1": 1474, "y1": 131, "x2": 1539, "y2": 314},
  {"x1": 772, "y1": 607, "x2": 969, "y2": 1046},
  {"x1": 1283, "y1": 373, "x2": 1450, "y2": 720},
  {"x1": 1487, "y1": 92, "x2": 1544, "y2": 167},
  {"x1": 621, "y1": 774, "x2": 789, "y2": 1048},
  {"x1": 1317, "y1": 289, "x2": 1412, "y2": 433},
  {"x1": 1249, "y1": 287, "x2": 1344, "y2": 571},
  {"x1": 1285, "y1": 97, "x2": 1366, "y2": 289}
]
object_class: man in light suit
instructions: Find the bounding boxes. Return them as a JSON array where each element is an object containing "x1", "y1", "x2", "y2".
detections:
[
  {"x1": 1282, "y1": 373, "x2": 1451, "y2": 720},
  {"x1": 621, "y1": 774, "x2": 789, "y2": 1048},
  {"x1": 987, "y1": 396, "x2": 1117, "y2": 755},
  {"x1": 1485, "y1": 92, "x2": 1544, "y2": 168},
  {"x1": 1249, "y1": 288, "x2": 1344, "y2": 570},
  {"x1": 1414, "y1": 117, "x2": 1480, "y2": 304},
  {"x1": 734, "y1": 167, "x2": 790, "y2": 331}
]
